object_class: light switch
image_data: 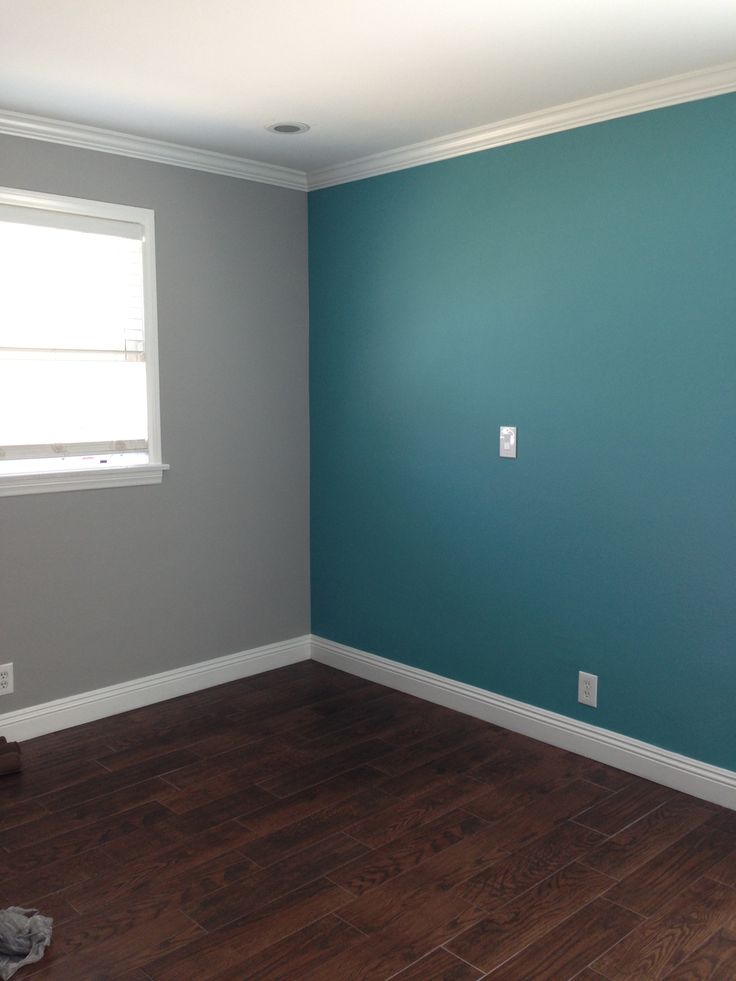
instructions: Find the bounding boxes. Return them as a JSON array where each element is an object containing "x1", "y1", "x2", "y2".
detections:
[{"x1": 500, "y1": 426, "x2": 517, "y2": 458}]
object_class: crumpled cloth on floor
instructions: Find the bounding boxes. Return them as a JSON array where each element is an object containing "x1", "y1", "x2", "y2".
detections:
[{"x1": 0, "y1": 908, "x2": 53, "y2": 979}]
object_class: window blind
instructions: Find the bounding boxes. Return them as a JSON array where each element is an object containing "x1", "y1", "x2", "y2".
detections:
[{"x1": 0, "y1": 207, "x2": 149, "y2": 463}]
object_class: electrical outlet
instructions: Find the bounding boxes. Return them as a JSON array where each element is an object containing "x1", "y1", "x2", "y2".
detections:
[
  {"x1": 578, "y1": 670, "x2": 597, "y2": 708},
  {"x1": 0, "y1": 664, "x2": 13, "y2": 696}
]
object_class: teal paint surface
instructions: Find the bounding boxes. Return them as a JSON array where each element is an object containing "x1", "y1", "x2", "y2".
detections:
[{"x1": 309, "y1": 94, "x2": 736, "y2": 769}]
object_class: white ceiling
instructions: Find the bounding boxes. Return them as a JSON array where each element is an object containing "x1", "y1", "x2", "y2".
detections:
[{"x1": 1, "y1": 0, "x2": 736, "y2": 181}]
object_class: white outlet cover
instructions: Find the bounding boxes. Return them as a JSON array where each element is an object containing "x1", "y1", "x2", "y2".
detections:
[
  {"x1": 578, "y1": 670, "x2": 598, "y2": 708},
  {"x1": 0, "y1": 663, "x2": 14, "y2": 695}
]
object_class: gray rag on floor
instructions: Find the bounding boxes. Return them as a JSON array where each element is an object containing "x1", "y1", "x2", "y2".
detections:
[{"x1": 0, "y1": 908, "x2": 53, "y2": 980}]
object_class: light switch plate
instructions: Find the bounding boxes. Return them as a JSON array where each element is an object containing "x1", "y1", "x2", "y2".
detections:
[{"x1": 500, "y1": 426, "x2": 517, "y2": 458}]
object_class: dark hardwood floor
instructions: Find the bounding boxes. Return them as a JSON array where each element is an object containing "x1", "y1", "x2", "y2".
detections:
[{"x1": 2, "y1": 660, "x2": 736, "y2": 979}]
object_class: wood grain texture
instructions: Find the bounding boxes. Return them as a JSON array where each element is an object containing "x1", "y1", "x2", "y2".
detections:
[
  {"x1": 205, "y1": 913, "x2": 365, "y2": 981},
  {"x1": 238, "y1": 786, "x2": 396, "y2": 866},
  {"x1": 241, "y1": 763, "x2": 388, "y2": 834},
  {"x1": 336, "y1": 822, "x2": 509, "y2": 934},
  {"x1": 592, "y1": 877, "x2": 736, "y2": 979},
  {"x1": 454, "y1": 820, "x2": 605, "y2": 911},
  {"x1": 346, "y1": 774, "x2": 487, "y2": 848},
  {"x1": 663, "y1": 927, "x2": 736, "y2": 980},
  {"x1": 573, "y1": 775, "x2": 674, "y2": 836},
  {"x1": 297, "y1": 903, "x2": 485, "y2": 981},
  {"x1": 462, "y1": 751, "x2": 592, "y2": 823},
  {"x1": 144, "y1": 879, "x2": 354, "y2": 981},
  {"x1": 389, "y1": 947, "x2": 483, "y2": 980},
  {"x1": 604, "y1": 824, "x2": 736, "y2": 917},
  {"x1": 483, "y1": 897, "x2": 642, "y2": 980},
  {"x1": 258, "y1": 737, "x2": 394, "y2": 797},
  {"x1": 62, "y1": 839, "x2": 256, "y2": 915},
  {"x1": 186, "y1": 832, "x2": 366, "y2": 929},
  {"x1": 447, "y1": 862, "x2": 617, "y2": 972},
  {"x1": 329, "y1": 808, "x2": 486, "y2": 896},
  {"x1": 4, "y1": 660, "x2": 735, "y2": 981},
  {"x1": 582, "y1": 796, "x2": 715, "y2": 880},
  {"x1": 4, "y1": 800, "x2": 182, "y2": 873}
]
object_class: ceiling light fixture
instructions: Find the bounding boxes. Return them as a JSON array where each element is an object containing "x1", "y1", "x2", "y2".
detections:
[{"x1": 266, "y1": 122, "x2": 310, "y2": 135}]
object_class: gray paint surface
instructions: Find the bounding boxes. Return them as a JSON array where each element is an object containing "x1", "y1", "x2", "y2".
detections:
[{"x1": 0, "y1": 134, "x2": 309, "y2": 710}]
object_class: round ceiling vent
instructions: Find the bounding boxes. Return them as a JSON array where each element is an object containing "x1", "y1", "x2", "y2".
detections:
[{"x1": 266, "y1": 122, "x2": 310, "y2": 135}]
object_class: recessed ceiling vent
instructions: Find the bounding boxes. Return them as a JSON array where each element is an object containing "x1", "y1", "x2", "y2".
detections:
[{"x1": 266, "y1": 122, "x2": 310, "y2": 135}]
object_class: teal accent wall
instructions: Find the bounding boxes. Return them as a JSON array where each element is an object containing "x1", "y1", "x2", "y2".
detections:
[{"x1": 309, "y1": 94, "x2": 736, "y2": 769}]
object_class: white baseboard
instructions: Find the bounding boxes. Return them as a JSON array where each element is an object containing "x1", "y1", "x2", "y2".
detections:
[
  {"x1": 0, "y1": 635, "x2": 311, "y2": 742},
  {"x1": 4, "y1": 630, "x2": 734, "y2": 811},
  {"x1": 311, "y1": 635, "x2": 736, "y2": 810}
]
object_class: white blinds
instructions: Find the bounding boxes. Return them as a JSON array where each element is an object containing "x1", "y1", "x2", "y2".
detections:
[
  {"x1": 0, "y1": 208, "x2": 149, "y2": 463},
  {"x1": 0, "y1": 203, "x2": 142, "y2": 239}
]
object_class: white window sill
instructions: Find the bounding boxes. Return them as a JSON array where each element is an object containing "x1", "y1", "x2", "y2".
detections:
[{"x1": 0, "y1": 462, "x2": 169, "y2": 497}]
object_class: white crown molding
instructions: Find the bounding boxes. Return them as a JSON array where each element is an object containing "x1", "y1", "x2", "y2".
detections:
[
  {"x1": 0, "y1": 635, "x2": 310, "y2": 742},
  {"x1": 0, "y1": 108, "x2": 308, "y2": 191},
  {"x1": 308, "y1": 61, "x2": 736, "y2": 190},
  {"x1": 311, "y1": 635, "x2": 736, "y2": 810},
  {"x1": 2, "y1": 62, "x2": 735, "y2": 193},
  {"x1": 3, "y1": 63, "x2": 736, "y2": 194}
]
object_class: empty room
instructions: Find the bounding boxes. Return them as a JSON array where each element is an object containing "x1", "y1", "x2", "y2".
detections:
[{"x1": 1, "y1": 1, "x2": 736, "y2": 978}]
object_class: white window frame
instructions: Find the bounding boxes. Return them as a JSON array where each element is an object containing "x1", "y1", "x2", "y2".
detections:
[{"x1": 0, "y1": 186, "x2": 168, "y2": 497}]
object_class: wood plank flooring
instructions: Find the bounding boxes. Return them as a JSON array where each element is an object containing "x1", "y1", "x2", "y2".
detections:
[{"x1": 2, "y1": 660, "x2": 736, "y2": 979}]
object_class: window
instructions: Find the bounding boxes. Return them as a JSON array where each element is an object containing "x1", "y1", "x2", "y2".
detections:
[{"x1": 0, "y1": 186, "x2": 166, "y2": 496}]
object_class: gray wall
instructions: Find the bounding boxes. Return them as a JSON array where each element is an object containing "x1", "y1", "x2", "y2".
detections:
[{"x1": 0, "y1": 134, "x2": 310, "y2": 710}]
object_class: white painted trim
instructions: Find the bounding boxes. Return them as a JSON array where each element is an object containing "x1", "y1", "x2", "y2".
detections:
[
  {"x1": 310, "y1": 635, "x2": 736, "y2": 810},
  {"x1": 2, "y1": 63, "x2": 735, "y2": 193},
  {"x1": 0, "y1": 635, "x2": 310, "y2": 742},
  {"x1": 0, "y1": 108, "x2": 308, "y2": 191},
  {"x1": 4, "y1": 628, "x2": 734, "y2": 810},
  {"x1": 0, "y1": 184, "x2": 167, "y2": 498},
  {"x1": 308, "y1": 61, "x2": 736, "y2": 189},
  {"x1": 0, "y1": 462, "x2": 170, "y2": 497}
]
